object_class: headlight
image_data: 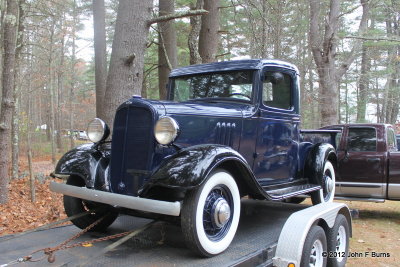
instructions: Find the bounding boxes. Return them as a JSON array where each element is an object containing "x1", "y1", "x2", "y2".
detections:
[
  {"x1": 87, "y1": 118, "x2": 110, "y2": 143},
  {"x1": 154, "y1": 117, "x2": 179, "y2": 145}
]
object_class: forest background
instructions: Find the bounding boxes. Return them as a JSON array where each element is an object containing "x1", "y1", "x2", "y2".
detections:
[{"x1": 0, "y1": 0, "x2": 399, "y2": 205}]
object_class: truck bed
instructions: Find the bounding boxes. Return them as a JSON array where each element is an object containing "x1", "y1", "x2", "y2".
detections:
[{"x1": 0, "y1": 200, "x2": 306, "y2": 267}]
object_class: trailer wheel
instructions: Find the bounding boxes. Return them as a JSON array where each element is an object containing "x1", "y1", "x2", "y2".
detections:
[
  {"x1": 63, "y1": 176, "x2": 118, "y2": 231},
  {"x1": 181, "y1": 170, "x2": 241, "y2": 257},
  {"x1": 311, "y1": 160, "x2": 335, "y2": 205},
  {"x1": 301, "y1": 225, "x2": 327, "y2": 267},
  {"x1": 326, "y1": 214, "x2": 349, "y2": 267}
]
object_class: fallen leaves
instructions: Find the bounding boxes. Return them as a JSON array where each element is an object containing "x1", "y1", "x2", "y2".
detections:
[{"x1": 0, "y1": 177, "x2": 67, "y2": 236}]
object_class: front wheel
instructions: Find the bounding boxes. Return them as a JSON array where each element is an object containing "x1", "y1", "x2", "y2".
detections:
[
  {"x1": 63, "y1": 176, "x2": 118, "y2": 232},
  {"x1": 181, "y1": 170, "x2": 241, "y2": 257},
  {"x1": 311, "y1": 160, "x2": 335, "y2": 205}
]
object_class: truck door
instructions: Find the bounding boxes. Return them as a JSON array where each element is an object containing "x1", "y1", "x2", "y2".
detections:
[
  {"x1": 338, "y1": 127, "x2": 385, "y2": 197},
  {"x1": 387, "y1": 127, "x2": 400, "y2": 199},
  {"x1": 253, "y1": 70, "x2": 299, "y2": 185}
]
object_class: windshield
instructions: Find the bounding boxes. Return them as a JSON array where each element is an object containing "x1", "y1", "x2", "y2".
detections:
[{"x1": 171, "y1": 70, "x2": 254, "y2": 102}]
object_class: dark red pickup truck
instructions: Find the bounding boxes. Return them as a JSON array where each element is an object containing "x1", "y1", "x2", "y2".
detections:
[{"x1": 322, "y1": 123, "x2": 400, "y2": 202}]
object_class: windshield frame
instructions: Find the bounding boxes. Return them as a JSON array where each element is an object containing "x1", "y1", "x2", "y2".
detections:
[{"x1": 168, "y1": 70, "x2": 257, "y2": 104}]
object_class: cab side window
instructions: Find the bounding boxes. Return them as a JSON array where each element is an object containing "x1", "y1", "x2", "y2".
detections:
[
  {"x1": 347, "y1": 128, "x2": 377, "y2": 152},
  {"x1": 262, "y1": 72, "x2": 292, "y2": 110},
  {"x1": 387, "y1": 127, "x2": 397, "y2": 151}
]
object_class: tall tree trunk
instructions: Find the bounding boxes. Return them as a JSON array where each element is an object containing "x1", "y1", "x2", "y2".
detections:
[
  {"x1": 56, "y1": 14, "x2": 66, "y2": 152},
  {"x1": 93, "y1": 0, "x2": 107, "y2": 119},
  {"x1": 69, "y1": 0, "x2": 77, "y2": 149},
  {"x1": 103, "y1": 0, "x2": 153, "y2": 128},
  {"x1": 11, "y1": 0, "x2": 25, "y2": 180},
  {"x1": 27, "y1": 94, "x2": 35, "y2": 202},
  {"x1": 273, "y1": 1, "x2": 284, "y2": 58},
  {"x1": 158, "y1": 0, "x2": 177, "y2": 100},
  {"x1": 374, "y1": 63, "x2": 381, "y2": 123},
  {"x1": 309, "y1": 0, "x2": 369, "y2": 126},
  {"x1": 188, "y1": 0, "x2": 203, "y2": 65},
  {"x1": 0, "y1": 0, "x2": 6, "y2": 100},
  {"x1": 0, "y1": 0, "x2": 18, "y2": 204},
  {"x1": 261, "y1": 0, "x2": 268, "y2": 58},
  {"x1": 198, "y1": 0, "x2": 220, "y2": 63},
  {"x1": 49, "y1": 18, "x2": 56, "y2": 164},
  {"x1": 356, "y1": 44, "x2": 370, "y2": 122},
  {"x1": 384, "y1": 10, "x2": 400, "y2": 124}
]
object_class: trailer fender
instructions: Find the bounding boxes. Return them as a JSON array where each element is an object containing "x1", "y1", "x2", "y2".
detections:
[
  {"x1": 273, "y1": 202, "x2": 352, "y2": 267},
  {"x1": 53, "y1": 143, "x2": 111, "y2": 190},
  {"x1": 147, "y1": 144, "x2": 263, "y2": 197}
]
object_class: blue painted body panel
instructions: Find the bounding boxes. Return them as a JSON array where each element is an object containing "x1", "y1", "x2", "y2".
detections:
[{"x1": 55, "y1": 59, "x2": 335, "y2": 201}]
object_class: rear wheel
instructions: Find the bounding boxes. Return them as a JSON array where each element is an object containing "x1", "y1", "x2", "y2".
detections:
[
  {"x1": 63, "y1": 176, "x2": 118, "y2": 231},
  {"x1": 311, "y1": 160, "x2": 335, "y2": 205},
  {"x1": 301, "y1": 225, "x2": 327, "y2": 267},
  {"x1": 326, "y1": 214, "x2": 350, "y2": 267},
  {"x1": 181, "y1": 170, "x2": 241, "y2": 257}
]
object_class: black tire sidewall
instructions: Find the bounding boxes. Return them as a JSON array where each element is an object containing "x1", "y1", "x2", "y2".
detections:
[
  {"x1": 63, "y1": 176, "x2": 118, "y2": 231},
  {"x1": 301, "y1": 225, "x2": 328, "y2": 267},
  {"x1": 326, "y1": 214, "x2": 350, "y2": 267}
]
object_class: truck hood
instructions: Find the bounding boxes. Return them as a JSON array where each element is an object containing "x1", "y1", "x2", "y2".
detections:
[{"x1": 155, "y1": 100, "x2": 251, "y2": 150}]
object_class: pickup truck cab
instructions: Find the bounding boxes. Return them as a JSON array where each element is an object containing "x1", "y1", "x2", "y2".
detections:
[
  {"x1": 51, "y1": 59, "x2": 338, "y2": 257},
  {"x1": 322, "y1": 123, "x2": 400, "y2": 201}
]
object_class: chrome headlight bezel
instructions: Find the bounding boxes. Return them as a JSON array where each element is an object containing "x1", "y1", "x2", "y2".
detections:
[
  {"x1": 154, "y1": 116, "x2": 179, "y2": 145},
  {"x1": 87, "y1": 118, "x2": 110, "y2": 143}
]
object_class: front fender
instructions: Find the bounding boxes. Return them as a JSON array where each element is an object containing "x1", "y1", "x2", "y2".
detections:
[
  {"x1": 304, "y1": 143, "x2": 337, "y2": 183},
  {"x1": 147, "y1": 144, "x2": 261, "y2": 194},
  {"x1": 54, "y1": 143, "x2": 111, "y2": 190}
]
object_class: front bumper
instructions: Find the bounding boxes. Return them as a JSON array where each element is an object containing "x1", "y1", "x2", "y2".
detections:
[{"x1": 50, "y1": 182, "x2": 181, "y2": 216}]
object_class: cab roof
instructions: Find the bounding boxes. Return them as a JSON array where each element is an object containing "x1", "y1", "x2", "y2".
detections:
[{"x1": 169, "y1": 59, "x2": 299, "y2": 77}]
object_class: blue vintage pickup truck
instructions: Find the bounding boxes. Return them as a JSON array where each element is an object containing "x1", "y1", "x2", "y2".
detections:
[{"x1": 51, "y1": 59, "x2": 339, "y2": 257}]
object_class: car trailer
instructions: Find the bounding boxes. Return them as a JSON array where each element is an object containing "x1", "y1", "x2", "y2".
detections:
[{"x1": 0, "y1": 200, "x2": 351, "y2": 267}]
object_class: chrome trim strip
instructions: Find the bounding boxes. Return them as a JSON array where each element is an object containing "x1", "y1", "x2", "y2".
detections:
[
  {"x1": 388, "y1": 184, "x2": 400, "y2": 199},
  {"x1": 340, "y1": 183, "x2": 381, "y2": 188},
  {"x1": 336, "y1": 182, "x2": 385, "y2": 198},
  {"x1": 334, "y1": 196, "x2": 385, "y2": 203},
  {"x1": 50, "y1": 182, "x2": 181, "y2": 216}
]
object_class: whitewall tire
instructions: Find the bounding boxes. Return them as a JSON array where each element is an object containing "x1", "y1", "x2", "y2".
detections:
[
  {"x1": 181, "y1": 170, "x2": 241, "y2": 257},
  {"x1": 311, "y1": 160, "x2": 335, "y2": 205}
]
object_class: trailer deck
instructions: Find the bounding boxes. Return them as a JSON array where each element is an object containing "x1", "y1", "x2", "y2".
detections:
[{"x1": 0, "y1": 200, "x2": 306, "y2": 267}]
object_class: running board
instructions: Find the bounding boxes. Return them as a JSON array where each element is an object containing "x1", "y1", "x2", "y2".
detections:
[{"x1": 266, "y1": 184, "x2": 321, "y2": 200}]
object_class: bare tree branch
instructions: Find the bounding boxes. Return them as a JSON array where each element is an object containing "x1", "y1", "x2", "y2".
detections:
[
  {"x1": 343, "y1": 35, "x2": 400, "y2": 43},
  {"x1": 337, "y1": 0, "x2": 370, "y2": 78},
  {"x1": 148, "y1": 9, "x2": 208, "y2": 25}
]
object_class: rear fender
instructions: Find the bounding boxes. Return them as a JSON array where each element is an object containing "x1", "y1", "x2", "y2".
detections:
[
  {"x1": 304, "y1": 143, "x2": 337, "y2": 183},
  {"x1": 145, "y1": 144, "x2": 265, "y2": 198},
  {"x1": 54, "y1": 143, "x2": 111, "y2": 190}
]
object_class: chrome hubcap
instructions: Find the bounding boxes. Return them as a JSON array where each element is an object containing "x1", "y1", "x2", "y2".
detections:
[
  {"x1": 213, "y1": 198, "x2": 231, "y2": 228},
  {"x1": 336, "y1": 225, "x2": 346, "y2": 262},
  {"x1": 309, "y1": 239, "x2": 324, "y2": 267},
  {"x1": 325, "y1": 176, "x2": 334, "y2": 193}
]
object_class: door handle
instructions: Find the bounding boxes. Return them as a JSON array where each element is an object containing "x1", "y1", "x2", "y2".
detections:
[{"x1": 367, "y1": 158, "x2": 380, "y2": 163}]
